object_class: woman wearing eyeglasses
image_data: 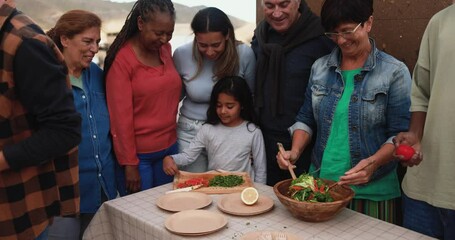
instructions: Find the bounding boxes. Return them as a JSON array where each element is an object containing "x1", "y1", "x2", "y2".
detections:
[{"x1": 276, "y1": 0, "x2": 411, "y2": 223}]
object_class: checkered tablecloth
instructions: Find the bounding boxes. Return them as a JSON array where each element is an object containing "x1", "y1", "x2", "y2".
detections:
[{"x1": 83, "y1": 183, "x2": 434, "y2": 240}]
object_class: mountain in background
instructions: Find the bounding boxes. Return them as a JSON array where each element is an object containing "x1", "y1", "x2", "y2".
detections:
[
  {"x1": 15, "y1": 0, "x2": 248, "y2": 31},
  {"x1": 15, "y1": 0, "x2": 256, "y2": 66}
]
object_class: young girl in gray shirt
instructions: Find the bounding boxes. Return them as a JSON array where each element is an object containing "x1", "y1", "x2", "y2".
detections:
[{"x1": 163, "y1": 76, "x2": 266, "y2": 183}]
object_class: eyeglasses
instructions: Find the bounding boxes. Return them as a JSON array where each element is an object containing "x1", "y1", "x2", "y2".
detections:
[{"x1": 324, "y1": 22, "x2": 362, "y2": 41}]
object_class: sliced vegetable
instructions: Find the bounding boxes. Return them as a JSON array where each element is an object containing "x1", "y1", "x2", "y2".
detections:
[{"x1": 177, "y1": 177, "x2": 209, "y2": 188}]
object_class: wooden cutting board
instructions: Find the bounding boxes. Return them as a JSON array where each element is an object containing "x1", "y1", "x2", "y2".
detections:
[{"x1": 173, "y1": 170, "x2": 254, "y2": 194}]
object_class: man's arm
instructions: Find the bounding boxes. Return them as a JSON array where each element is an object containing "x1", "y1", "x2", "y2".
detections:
[
  {"x1": 408, "y1": 112, "x2": 427, "y2": 141},
  {"x1": 2, "y1": 38, "x2": 81, "y2": 171}
]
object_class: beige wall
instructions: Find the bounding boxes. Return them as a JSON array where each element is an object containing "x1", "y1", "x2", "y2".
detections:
[{"x1": 256, "y1": 0, "x2": 452, "y2": 71}]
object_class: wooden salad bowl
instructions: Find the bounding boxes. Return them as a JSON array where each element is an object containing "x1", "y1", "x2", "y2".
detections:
[{"x1": 273, "y1": 178, "x2": 354, "y2": 222}]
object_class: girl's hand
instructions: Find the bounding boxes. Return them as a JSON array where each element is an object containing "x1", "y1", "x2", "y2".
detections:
[
  {"x1": 338, "y1": 158, "x2": 377, "y2": 186},
  {"x1": 393, "y1": 132, "x2": 423, "y2": 167},
  {"x1": 276, "y1": 149, "x2": 298, "y2": 170},
  {"x1": 163, "y1": 156, "x2": 179, "y2": 176},
  {"x1": 125, "y1": 165, "x2": 141, "y2": 193}
]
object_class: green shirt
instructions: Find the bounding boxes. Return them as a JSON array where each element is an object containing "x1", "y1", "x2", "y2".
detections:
[
  {"x1": 70, "y1": 74, "x2": 83, "y2": 90},
  {"x1": 311, "y1": 69, "x2": 400, "y2": 201}
]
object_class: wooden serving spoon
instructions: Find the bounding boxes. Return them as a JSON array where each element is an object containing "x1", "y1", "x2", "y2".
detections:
[{"x1": 277, "y1": 142, "x2": 297, "y2": 180}]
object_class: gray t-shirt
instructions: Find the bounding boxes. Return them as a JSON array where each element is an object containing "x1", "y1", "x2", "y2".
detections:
[{"x1": 171, "y1": 121, "x2": 267, "y2": 184}]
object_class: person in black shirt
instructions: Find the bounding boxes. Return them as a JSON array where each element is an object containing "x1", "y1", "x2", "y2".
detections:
[{"x1": 252, "y1": 0, "x2": 334, "y2": 186}]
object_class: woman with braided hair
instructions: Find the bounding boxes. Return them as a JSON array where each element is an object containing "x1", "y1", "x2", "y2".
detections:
[{"x1": 105, "y1": 0, "x2": 181, "y2": 194}]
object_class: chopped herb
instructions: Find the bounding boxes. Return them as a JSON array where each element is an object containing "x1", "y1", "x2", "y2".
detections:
[{"x1": 208, "y1": 175, "x2": 244, "y2": 187}]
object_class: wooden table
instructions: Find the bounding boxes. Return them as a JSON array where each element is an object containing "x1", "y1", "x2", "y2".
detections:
[{"x1": 83, "y1": 183, "x2": 434, "y2": 240}]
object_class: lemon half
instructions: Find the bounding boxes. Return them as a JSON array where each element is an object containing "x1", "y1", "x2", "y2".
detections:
[{"x1": 241, "y1": 187, "x2": 259, "y2": 205}]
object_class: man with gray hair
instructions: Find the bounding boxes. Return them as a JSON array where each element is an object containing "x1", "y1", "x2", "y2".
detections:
[{"x1": 252, "y1": 0, "x2": 334, "y2": 185}]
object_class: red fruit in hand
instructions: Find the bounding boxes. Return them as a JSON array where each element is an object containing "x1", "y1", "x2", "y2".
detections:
[{"x1": 396, "y1": 145, "x2": 415, "y2": 161}]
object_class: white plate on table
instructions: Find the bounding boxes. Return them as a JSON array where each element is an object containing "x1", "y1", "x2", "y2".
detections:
[
  {"x1": 217, "y1": 192, "x2": 274, "y2": 216},
  {"x1": 165, "y1": 209, "x2": 227, "y2": 236},
  {"x1": 156, "y1": 192, "x2": 212, "y2": 212}
]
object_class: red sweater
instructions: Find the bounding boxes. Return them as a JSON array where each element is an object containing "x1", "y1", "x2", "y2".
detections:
[{"x1": 106, "y1": 42, "x2": 181, "y2": 166}]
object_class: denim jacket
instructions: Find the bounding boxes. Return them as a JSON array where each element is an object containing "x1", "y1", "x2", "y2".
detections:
[
  {"x1": 290, "y1": 39, "x2": 411, "y2": 181},
  {"x1": 72, "y1": 63, "x2": 117, "y2": 213}
]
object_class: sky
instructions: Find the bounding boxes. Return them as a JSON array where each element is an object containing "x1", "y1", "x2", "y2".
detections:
[{"x1": 110, "y1": 0, "x2": 256, "y2": 22}]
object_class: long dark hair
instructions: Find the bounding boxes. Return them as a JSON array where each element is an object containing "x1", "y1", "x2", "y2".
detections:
[
  {"x1": 104, "y1": 0, "x2": 175, "y2": 74},
  {"x1": 190, "y1": 7, "x2": 240, "y2": 80},
  {"x1": 206, "y1": 76, "x2": 258, "y2": 130}
]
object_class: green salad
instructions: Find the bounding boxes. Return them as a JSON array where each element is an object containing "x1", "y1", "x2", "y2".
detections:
[{"x1": 288, "y1": 174, "x2": 334, "y2": 202}]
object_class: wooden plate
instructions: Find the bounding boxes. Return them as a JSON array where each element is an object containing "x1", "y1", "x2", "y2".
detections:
[
  {"x1": 156, "y1": 192, "x2": 212, "y2": 212},
  {"x1": 217, "y1": 192, "x2": 274, "y2": 216},
  {"x1": 173, "y1": 170, "x2": 254, "y2": 194},
  {"x1": 165, "y1": 210, "x2": 227, "y2": 236}
]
